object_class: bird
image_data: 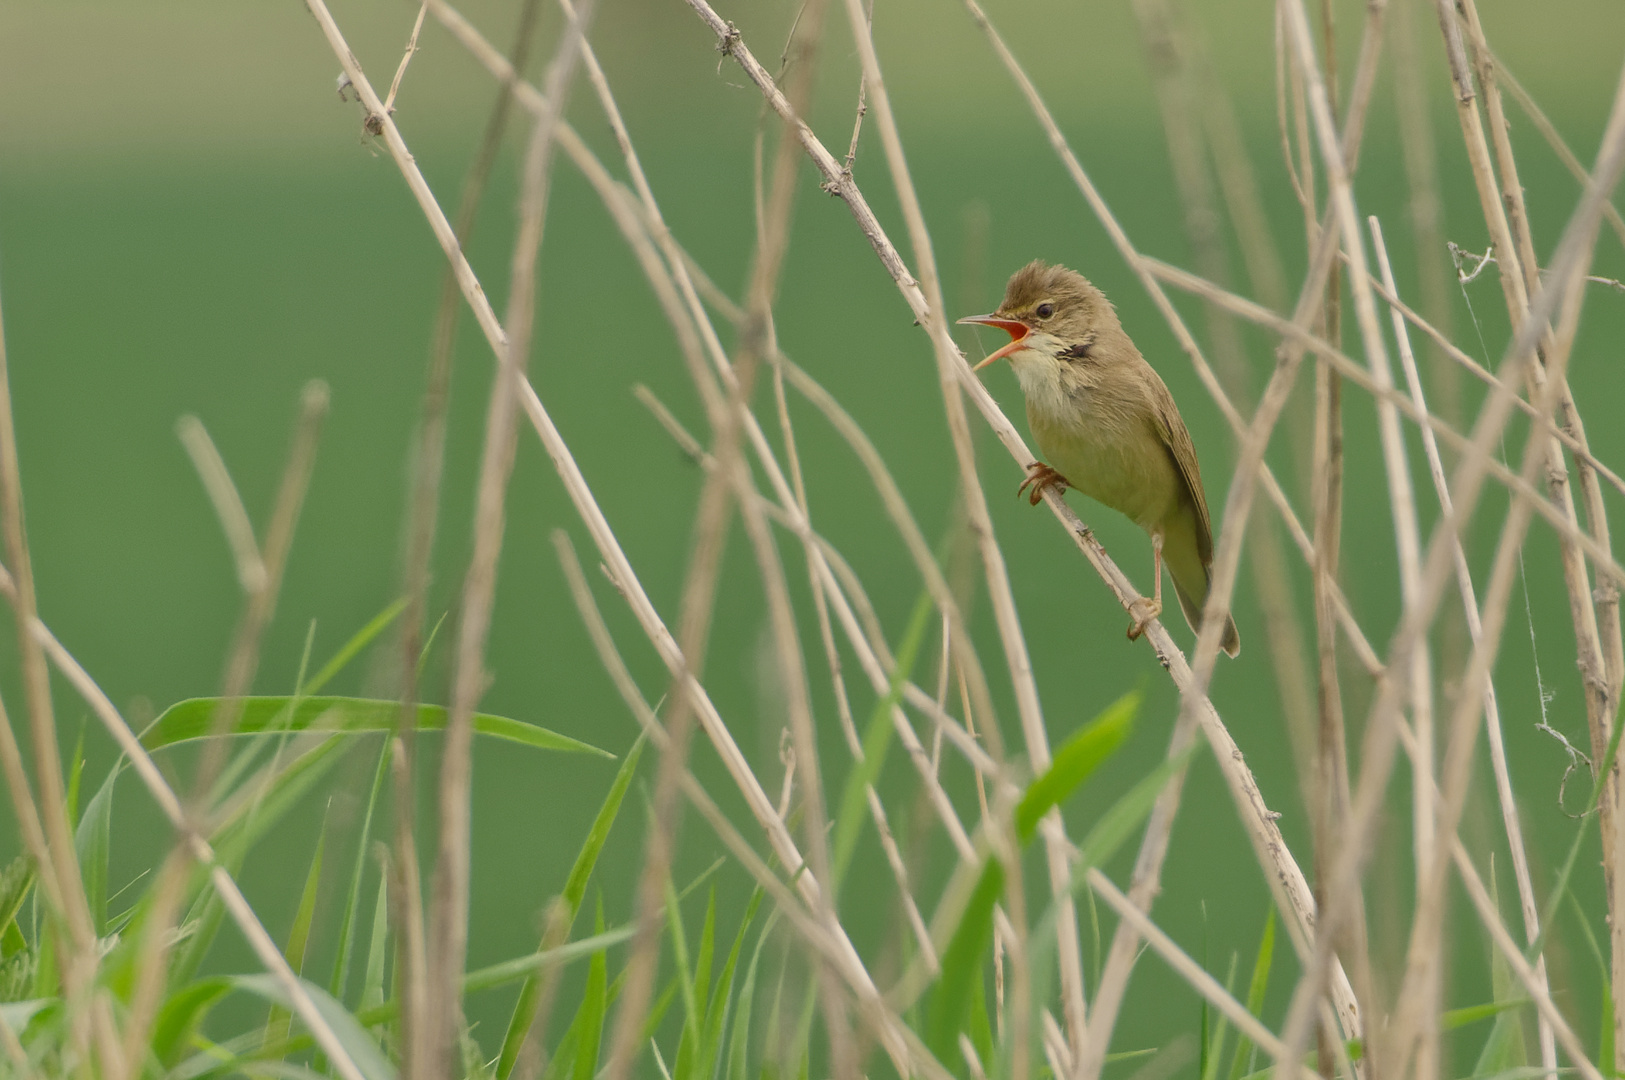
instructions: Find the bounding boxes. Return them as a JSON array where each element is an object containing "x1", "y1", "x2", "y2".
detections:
[{"x1": 960, "y1": 260, "x2": 1240, "y2": 657}]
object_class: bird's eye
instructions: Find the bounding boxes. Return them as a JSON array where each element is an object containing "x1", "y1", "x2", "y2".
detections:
[{"x1": 1036, "y1": 302, "x2": 1055, "y2": 319}]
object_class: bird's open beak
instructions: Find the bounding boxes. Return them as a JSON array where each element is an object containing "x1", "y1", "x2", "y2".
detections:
[{"x1": 957, "y1": 314, "x2": 1031, "y2": 370}]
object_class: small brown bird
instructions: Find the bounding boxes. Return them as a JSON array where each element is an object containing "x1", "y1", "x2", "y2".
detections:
[{"x1": 961, "y1": 261, "x2": 1240, "y2": 657}]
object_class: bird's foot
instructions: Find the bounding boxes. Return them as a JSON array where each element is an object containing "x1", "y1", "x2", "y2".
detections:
[
  {"x1": 1018, "y1": 462, "x2": 1069, "y2": 506},
  {"x1": 1126, "y1": 596, "x2": 1163, "y2": 641}
]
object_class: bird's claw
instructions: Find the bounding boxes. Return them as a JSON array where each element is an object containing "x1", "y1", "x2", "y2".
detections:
[
  {"x1": 1126, "y1": 597, "x2": 1162, "y2": 641},
  {"x1": 1018, "y1": 462, "x2": 1069, "y2": 506}
]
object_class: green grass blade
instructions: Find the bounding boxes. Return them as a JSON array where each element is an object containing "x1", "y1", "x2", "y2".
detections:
[
  {"x1": 360, "y1": 862, "x2": 389, "y2": 1015},
  {"x1": 145, "y1": 696, "x2": 612, "y2": 757},
  {"x1": 498, "y1": 732, "x2": 645, "y2": 1079},
  {"x1": 563, "y1": 732, "x2": 645, "y2": 917},
  {"x1": 927, "y1": 859, "x2": 1003, "y2": 1065},
  {"x1": 66, "y1": 723, "x2": 86, "y2": 829},
  {"x1": 727, "y1": 906, "x2": 780, "y2": 1080},
  {"x1": 699, "y1": 888, "x2": 761, "y2": 1080},
  {"x1": 1017, "y1": 689, "x2": 1138, "y2": 843},
  {"x1": 266, "y1": 806, "x2": 329, "y2": 1047},
  {"x1": 573, "y1": 899, "x2": 610, "y2": 1080},
  {"x1": 1201, "y1": 953, "x2": 1239, "y2": 1080},
  {"x1": 1076, "y1": 737, "x2": 1200, "y2": 869},
  {"x1": 286, "y1": 808, "x2": 328, "y2": 976},
  {"x1": 229, "y1": 973, "x2": 396, "y2": 1080},
  {"x1": 150, "y1": 977, "x2": 233, "y2": 1065},
  {"x1": 1228, "y1": 909, "x2": 1275, "y2": 1080},
  {"x1": 213, "y1": 737, "x2": 349, "y2": 864},
  {"x1": 73, "y1": 762, "x2": 119, "y2": 935},
  {"x1": 1475, "y1": 866, "x2": 1530, "y2": 1077},
  {"x1": 675, "y1": 885, "x2": 718, "y2": 1080},
  {"x1": 1564, "y1": 888, "x2": 1611, "y2": 1073},
  {"x1": 331, "y1": 736, "x2": 390, "y2": 1004},
  {"x1": 0, "y1": 856, "x2": 32, "y2": 942},
  {"x1": 665, "y1": 872, "x2": 704, "y2": 1064},
  {"x1": 831, "y1": 589, "x2": 934, "y2": 891},
  {"x1": 302, "y1": 597, "x2": 409, "y2": 696}
]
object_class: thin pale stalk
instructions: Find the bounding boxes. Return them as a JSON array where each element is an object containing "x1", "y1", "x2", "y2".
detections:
[
  {"x1": 192, "y1": 383, "x2": 328, "y2": 801},
  {"x1": 1455, "y1": 11, "x2": 1625, "y2": 1057},
  {"x1": 0, "y1": 272, "x2": 98, "y2": 1037},
  {"x1": 1357, "y1": 210, "x2": 1436, "y2": 1079},
  {"x1": 395, "y1": 2, "x2": 543, "y2": 1069},
  {"x1": 551, "y1": 531, "x2": 936, "y2": 1077},
  {"x1": 176, "y1": 416, "x2": 267, "y2": 595},
  {"x1": 633, "y1": 380, "x2": 990, "y2": 852},
  {"x1": 955, "y1": 0, "x2": 1382, "y2": 1063},
  {"x1": 1370, "y1": 215, "x2": 1557, "y2": 1077},
  {"x1": 1089, "y1": 868, "x2": 1315, "y2": 1080},
  {"x1": 1275, "y1": 53, "x2": 1625, "y2": 1074},
  {"x1": 1132, "y1": 0, "x2": 1321, "y2": 819},
  {"x1": 1488, "y1": 46, "x2": 1625, "y2": 248},
  {"x1": 834, "y1": 2, "x2": 1068, "y2": 1064},
  {"x1": 682, "y1": 1, "x2": 1354, "y2": 1058},
  {"x1": 1140, "y1": 254, "x2": 1625, "y2": 590},
  {"x1": 426, "y1": 0, "x2": 595, "y2": 1070}
]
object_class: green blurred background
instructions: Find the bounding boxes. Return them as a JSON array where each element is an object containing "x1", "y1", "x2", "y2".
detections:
[{"x1": 3, "y1": 0, "x2": 1624, "y2": 1068}]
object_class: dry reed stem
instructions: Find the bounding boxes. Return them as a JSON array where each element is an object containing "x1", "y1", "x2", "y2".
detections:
[
  {"x1": 1369, "y1": 215, "x2": 1558, "y2": 1077},
  {"x1": 730, "y1": 17, "x2": 862, "y2": 1067},
  {"x1": 1206, "y1": 0, "x2": 1421, "y2": 1066},
  {"x1": 953, "y1": 1, "x2": 1374, "y2": 1063},
  {"x1": 395, "y1": 0, "x2": 543, "y2": 1065},
  {"x1": 0, "y1": 563, "x2": 370, "y2": 1080},
  {"x1": 683, "y1": 0, "x2": 1359, "y2": 1058},
  {"x1": 0, "y1": 274, "x2": 98, "y2": 1054},
  {"x1": 598, "y1": 0, "x2": 839, "y2": 1057},
  {"x1": 1456, "y1": 8, "x2": 1625, "y2": 1057},
  {"x1": 1359, "y1": 204, "x2": 1437, "y2": 1075},
  {"x1": 1386, "y1": 353, "x2": 1588, "y2": 1077},
  {"x1": 1459, "y1": 0, "x2": 1625, "y2": 735},
  {"x1": 1431, "y1": 0, "x2": 1618, "y2": 850},
  {"x1": 553, "y1": 531, "x2": 946, "y2": 1078},
  {"x1": 831, "y1": 3, "x2": 1075, "y2": 1062},
  {"x1": 1143, "y1": 255, "x2": 1625, "y2": 588},
  {"x1": 383, "y1": 2, "x2": 429, "y2": 115},
  {"x1": 192, "y1": 383, "x2": 327, "y2": 805},
  {"x1": 176, "y1": 416, "x2": 268, "y2": 596},
  {"x1": 1087, "y1": 868, "x2": 1316, "y2": 1080},
  {"x1": 1132, "y1": 0, "x2": 1322, "y2": 832},
  {"x1": 386, "y1": 737, "x2": 430, "y2": 1080},
  {"x1": 1390, "y1": 0, "x2": 1462, "y2": 431},
  {"x1": 1384, "y1": 66, "x2": 1625, "y2": 1066},
  {"x1": 1445, "y1": 5, "x2": 1625, "y2": 1062},
  {"x1": 430, "y1": 1, "x2": 594, "y2": 1067},
  {"x1": 634, "y1": 376, "x2": 985, "y2": 888},
  {"x1": 544, "y1": 0, "x2": 1002, "y2": 825},
  {"x1": 764, "y1": 350, "x2": 941, "y2": 972},
  {"x1": 1278, "y1": 53, "x2": 1625, "y2": 1074},
  {"x1": 1489, "y1": 47, "x2": 1625, "y2": 248}
]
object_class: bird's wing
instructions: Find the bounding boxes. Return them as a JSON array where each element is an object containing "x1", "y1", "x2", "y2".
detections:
[{"x1": 1147, "y1": 369, "x2": 1215, "y2": 565}]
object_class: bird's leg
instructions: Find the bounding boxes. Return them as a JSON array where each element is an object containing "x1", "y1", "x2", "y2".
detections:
[
  {"x1": 1018, "y1": 462, "x2": 1070, "y2": 506},
  {"x1": 1126, "y1": 532, "x2": 1164, "y2": 641}
]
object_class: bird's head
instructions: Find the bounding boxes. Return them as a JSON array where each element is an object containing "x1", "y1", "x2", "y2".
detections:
[{"x1": 958, "y1": 261, "x2": 1118, "y2": 373}]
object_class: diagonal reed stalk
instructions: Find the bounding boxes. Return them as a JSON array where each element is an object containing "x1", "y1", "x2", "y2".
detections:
[{"x1": 260, "y1": 0, "x2": 1625, "y2": 1076}]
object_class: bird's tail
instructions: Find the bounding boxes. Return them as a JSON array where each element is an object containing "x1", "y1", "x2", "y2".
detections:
[{"x1": 1168, "y1": 547, "x2": 1240, "y2": 658}]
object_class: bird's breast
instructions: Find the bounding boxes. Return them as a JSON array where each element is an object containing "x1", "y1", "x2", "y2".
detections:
[{"x1": 1025, "y1": 379, "x2": 1182, "y2": 531}]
